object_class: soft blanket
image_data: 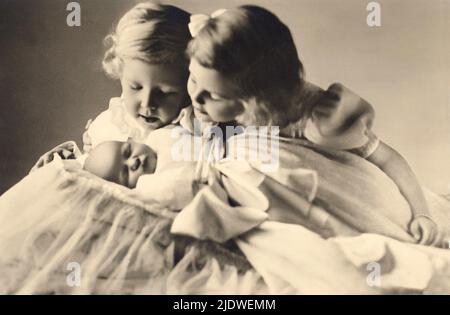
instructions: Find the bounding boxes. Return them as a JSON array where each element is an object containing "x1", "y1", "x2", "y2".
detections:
[
  {"x1": 1, "y1": 137, "x2": 450, "y2": 294},
  {"x1": 223, "y1": 134, "x2": 450, "y2": 241},
  {"x1": 0, "y1": 159, "x2": 264, "y2": 294},
  {"x1": 171, "y1": 133, "x2": 450, "y2": 293}
]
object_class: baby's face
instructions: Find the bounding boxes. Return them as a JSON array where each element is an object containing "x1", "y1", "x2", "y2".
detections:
[
  {"x1": 120, "y1": 59, "x2": 189, "y2": 132},
  {"x1": 84, "y1": 140, "x2": 157, "y2": 188}
]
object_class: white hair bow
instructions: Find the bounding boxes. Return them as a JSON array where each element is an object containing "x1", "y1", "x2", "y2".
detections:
[{"x1": 188, "y1": 9, "x2": 227, "y2": 37}]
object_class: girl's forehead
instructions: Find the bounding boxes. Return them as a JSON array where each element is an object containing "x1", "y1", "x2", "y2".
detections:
[
  {"x1": 189, "y1": 59, "x2": 238, "y2": 96},
  {"x1": 121, "y1": 59, "x2": 188, "y2": 85}
]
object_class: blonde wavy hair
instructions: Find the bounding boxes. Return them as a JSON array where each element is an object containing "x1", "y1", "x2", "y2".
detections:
[
  {"x1": 187, "y1": 5, "x2": 304, "y2": 127},
  {"x1": 102, "y1": 2, "x2": 191, "y2": 79}
]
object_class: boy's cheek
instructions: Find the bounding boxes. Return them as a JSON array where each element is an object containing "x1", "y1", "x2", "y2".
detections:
[{"x1": 122, "y1": 98, "x2": 140, "y2": 115}]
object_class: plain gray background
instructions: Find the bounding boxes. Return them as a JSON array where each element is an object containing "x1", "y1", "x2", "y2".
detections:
[{"x1": 1, "y1": 0, "x2": 449, "y2": 194}]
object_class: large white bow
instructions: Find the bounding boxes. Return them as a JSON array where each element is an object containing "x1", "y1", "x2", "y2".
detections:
[{"x1": 188, "y1": 9, "x2": 227, "y2": 37}]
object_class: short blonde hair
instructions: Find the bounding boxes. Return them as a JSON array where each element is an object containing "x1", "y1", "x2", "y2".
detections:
[{"x1": 103, "y1": 2, "x2": 191, "y2": 79}]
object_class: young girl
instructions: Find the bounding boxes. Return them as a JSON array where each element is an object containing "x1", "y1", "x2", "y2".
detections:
[
  {"x1": 32, "y1": 2, "x2": 192, "y2": 169},
  {"x1": 184, "y1": 5, "x2": 438, "y2": 245}
]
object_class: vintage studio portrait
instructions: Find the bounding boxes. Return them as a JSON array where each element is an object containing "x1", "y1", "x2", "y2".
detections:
[{"x1": 0, "y1": 0, "x2": 449, "y2": 295}]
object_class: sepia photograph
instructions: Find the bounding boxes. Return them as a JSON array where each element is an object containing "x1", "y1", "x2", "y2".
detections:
[{"x1": 0, "y1": 0, "x2": 449, "y2": 297}]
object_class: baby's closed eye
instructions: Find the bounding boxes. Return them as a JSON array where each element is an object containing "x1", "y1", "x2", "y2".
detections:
[
  {"x1": 210, "y1": 92, "x2": 225, "y2": 101},
  {"x1": 130, "y1": 158, "x2": 140, "y2": 171},
  {"x1": 120, "y1": 166, "x2": 129, "y2": 186}
]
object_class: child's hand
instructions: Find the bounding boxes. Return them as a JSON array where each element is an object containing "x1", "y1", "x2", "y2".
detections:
[
  {"x1": 30, "y1": 142, "x2": 77, "y2": 173},
  {"x1": 82, "y1": 119, "x2": 93, "y2": 154},
  {"x1": 409, "y1": 215, "x2": 438, "y2": 245},
  {"x1": 82, "y1": 130, "x2": 92, "y2": 154}
]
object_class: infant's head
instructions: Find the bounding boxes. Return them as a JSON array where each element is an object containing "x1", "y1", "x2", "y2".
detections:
[{"x1": 84, "y1": 140, "x2": 157, "y2": 188}]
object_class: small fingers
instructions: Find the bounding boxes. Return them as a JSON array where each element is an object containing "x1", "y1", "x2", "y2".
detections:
[
  {"x1": 85, "y1": 119, "x2": 93, "y2": 130},
  {"x1": 44, "y1": 153, "x2": 54, "y2": 164},
  {"x1": 56, "y1": 142, "x2": 75, "y2": 152},
  {"x1": 35, "y1": 158, "x2": 44, "y2": 169},
  {"x1": 30, "y1": 154, "x2": 51, "y2": 173},
  {"x1": 409, "y1": 220, "x2": 421, "y2": 242},
  {"x1": 30, "y1": 142, "x2": 76, "y2": 173},
  {"x1": 30, "y1": 161, "x2": 41, "y2": 173},
  {"x1": 83, "y1": 144, "x2": 92, "y2": 154},
  {"x1": 418, "y1": 224, "x2": 436, "y2": 245},
  {"x1": 81, "y1": 130, "x2": 92, "y2": 153},
  {"x1": 428, "y1": 226, "x2": 439, "y2": 246},
  {"x1": 61, "y1": 149, "x2": 74, "y2": 159},
  {"x1": 419, "y1": 230, "x2": 430, "y2": 245},
  {"x1": 83, "y1": 131, "x2": 92, "y2": 143}
]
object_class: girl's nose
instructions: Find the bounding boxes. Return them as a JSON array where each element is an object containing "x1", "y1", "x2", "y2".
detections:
[
  {"x1": 189, "y1": 84, "x2": 204, "y2": 105},
  {"x1": 140, "y1": 90, "x2": 158, "y2": 112},
  {"x1": 192, "y1": 90, "x2": 205, "y2": 105},
  {"x1": 195, "y1": 95, "x2": 205, "y2": 105}
]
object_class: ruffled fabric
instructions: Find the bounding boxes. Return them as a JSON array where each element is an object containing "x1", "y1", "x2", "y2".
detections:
[
  {"x1": 135, "y1": 164, "x2": 196, "y2": 211},
  {"x1": 171, "y1": 161, "x2": 269, "y2": 243},
  {"x1": 282, "y1": 82, "x2": 380, "y2": 158},
  {"x1": 225, "y1": 132, "x2": 416, "y2": 241},
  {"x1": 171, "y1": 158, "x2": 450, "y2": 294},
  {"x1": 109, "y1": 97, "x2": 152, "y2": 142},
  {"x1": 171, "y1": 106, "x2": 229, "y2": 187},
  {"x1": 2, "y1": 154, "x2": 450, "y2": 294},
  {"x1": 87, "y1": 97, "x2": 138, "y2": 147},
  {"x1": 0, "y1": 159, "x2": 267, "y2": 294},
  {"x1": 87, "y1": 97, "x2": 188, "y2": 148}
]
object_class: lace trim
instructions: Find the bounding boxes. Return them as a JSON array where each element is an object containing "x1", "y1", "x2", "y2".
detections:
[{"x1": 108, "y1": 98, "x2": 151, "y2": 142}]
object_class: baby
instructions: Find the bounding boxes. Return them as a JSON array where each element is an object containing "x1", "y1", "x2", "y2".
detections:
[
  {"x1": 83, "y1": 140, "x2": 157, "y2": 189},
  {"x1": 83, "y1": 139, "x2": 196, "y2": 210}
]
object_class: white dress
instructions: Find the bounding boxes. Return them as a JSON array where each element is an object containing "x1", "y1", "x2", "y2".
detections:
[{"x1": 87, "y1": 97, "x2": 151, "y2": 147}]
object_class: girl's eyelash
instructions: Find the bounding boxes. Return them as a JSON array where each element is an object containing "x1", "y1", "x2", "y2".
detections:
[
  {"x1": 129, "y1": 85, "x2": 176, "y2": 95},
  {"x1": 159, "y1": 88, "x2": 178, "y2": 95},
  {"x1": 188, "y1": 75, "x2": 224, "y2": 100},
  {"x1": 130, "y1": 85, "x2": 142, "y2": 90},
  {"x1": 209, "y1": 93, "x2": 224, "y2": 101}
]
